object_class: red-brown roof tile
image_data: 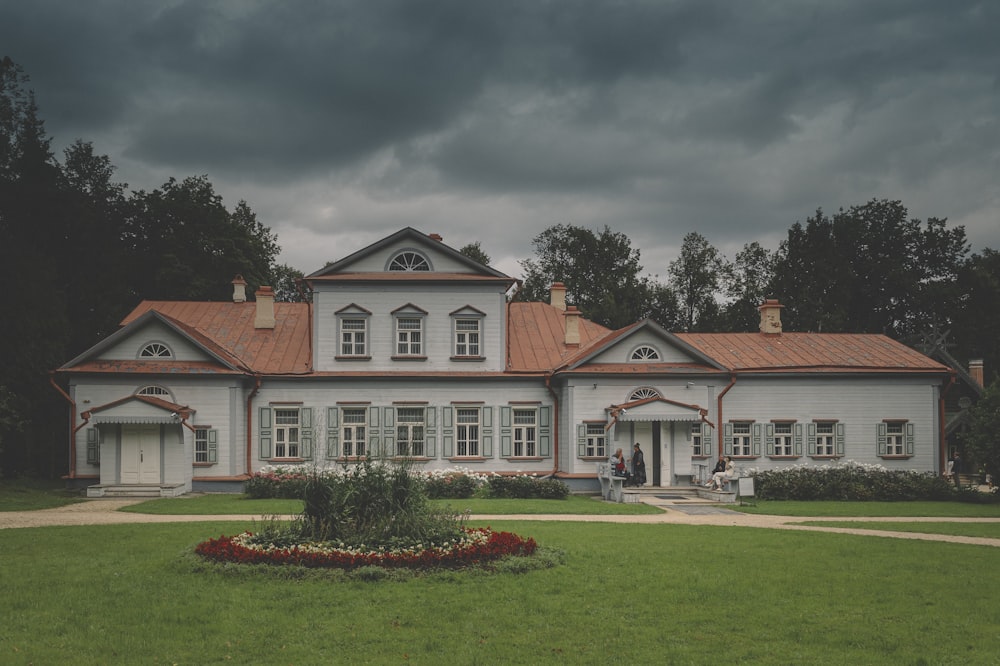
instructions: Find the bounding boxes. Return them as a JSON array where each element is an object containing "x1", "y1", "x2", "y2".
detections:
[{"x1": 506, "y1": 302, "x2": 611, "y2": 372}]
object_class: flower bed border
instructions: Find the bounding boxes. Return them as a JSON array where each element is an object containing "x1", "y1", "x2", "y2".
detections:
[{"x1": 195, "y1": 527, "x2": 537, "y2": 570}]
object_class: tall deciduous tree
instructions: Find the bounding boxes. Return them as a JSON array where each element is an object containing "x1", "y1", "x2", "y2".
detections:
[
  {"x1": 959, "y1": 380, "x2": 1000, "y2": 481},
  {"x1": 721, "y1": 241, "x2": 775, "y2": 331},
  {"x1": 667, "y1": 232, "x2": 725, "y2": 332},
  {"x1": 458, "y1": 241, "x2": 491, "y2": 266},
  {"x1": 517, "y1": 224, "x2": 652, "y2": 329}
]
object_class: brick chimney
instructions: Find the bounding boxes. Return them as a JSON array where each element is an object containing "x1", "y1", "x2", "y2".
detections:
[
  {"x1": 564, "y1": 305, "x2": 581, "y2": 346},
  {"x1": 758, "y1": 298, "x2": 784, "y2": 335},
  {"x1": 254, "y1": 287, "x2": 275, "y2": 329},
  {"x1": 550, "y1": 282, "x2": 567, "y2": 311},
  {"x1": 232, "y1": 275, "x2": 247, "y2": 303},
  {"x1": 429, "y1": 233, "x2": 443, "y2": 242},
  {"x1": 969, "y1": 359, "x2": 984, "y2": 387}
]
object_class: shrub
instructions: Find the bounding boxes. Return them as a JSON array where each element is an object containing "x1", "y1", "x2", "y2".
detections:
[
  {"x1": 244, "y1": 466, "x2": 310, "y2": 499},
  {"x1": 485, "y1": 474, "x2": 569, "y2": 500},
  {"x1": 422, "y1": 469, "x2": 483, "y2": 499},
  {"x1": 749, "y1": 461, "x2": 960, "y2": 501}
]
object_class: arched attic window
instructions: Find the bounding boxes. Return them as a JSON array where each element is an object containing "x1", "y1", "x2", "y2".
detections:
[
  {"x1": 630, "y1": 345, "x2": 661, "y2": 361},
  {"x1": 629, "y1": 387, "x2": 660, "y2": 401},
  {"x1": 139, "y1": 342, "x2": 172, "y2": 358},
  {"x1": 137, "y1": 385, "x2": 172, "y2": 399},
  {"x1": 388, "y1": 251, "x2": 431, "y2": 271}
]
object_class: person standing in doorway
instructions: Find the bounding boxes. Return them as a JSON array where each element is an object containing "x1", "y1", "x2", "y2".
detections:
[{"x1": 631, "y1": 443, "x2": 646, "y2": 487}]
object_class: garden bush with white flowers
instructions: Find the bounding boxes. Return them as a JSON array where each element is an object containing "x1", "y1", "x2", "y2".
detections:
[
  {"x1": 749, "y1": 460, "x2": 957, "y2": 501},
  {"x1": 199, "y1": 460, "x2": 538, "y2": 570}
]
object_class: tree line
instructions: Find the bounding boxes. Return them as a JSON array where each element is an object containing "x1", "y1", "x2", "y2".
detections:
[{"x1": 1, "y1": 56, "x2": 997, "y2": 478}]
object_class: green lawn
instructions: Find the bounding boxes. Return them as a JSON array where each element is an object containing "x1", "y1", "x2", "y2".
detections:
[
  {"x1": 0, "y1": 520, "x2": 997, "y2": 664},
  {"x1": 0, "y1": 478, "x2": 83, "y2": 511},
  {"x1": 118, "y1": 493, "x2": 664, "y2": 516},
  {"x1": 734, "y1": 499, "x2": 1000, "y2": 517}
]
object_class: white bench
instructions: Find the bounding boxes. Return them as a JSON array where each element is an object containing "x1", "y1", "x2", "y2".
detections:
[{"x1": 596, "y1": 462, "x2": 627, "y2": 503}]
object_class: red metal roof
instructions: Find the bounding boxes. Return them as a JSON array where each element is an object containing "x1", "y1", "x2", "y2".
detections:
[
  {"x1": 506, "y1": 303, "x2": 611, "y2": 372},
  {"x1": 676, "y1": 332, "x2": 949, "y2": 372},
  {"x1": 122, "y1": 301, "x2": 312, "y2": 374}
]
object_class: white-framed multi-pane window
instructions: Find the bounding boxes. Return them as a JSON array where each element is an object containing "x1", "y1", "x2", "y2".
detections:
[
  {"x1": 456, "y1": 407, "x2": 480, "y2": 456},
  {"x1": 691, "y1": 422, "x2": 705, "y2": 456},
  {"x1": 340, "y1": 318, "x2": 367, "y2": 357},
  {"x1": 773, "y1": 422, "x2": 794, "y2": 456},
  {"x1": 731, "y1": 421, "x2": 752, "y2": 457},
  {"x1": 388, "y1": 250, "x2": 431, "y2": 271},
  {"x1": 395, "y1": 318, "x2": 423, "y2": 356},
  {"x1": 396, "y1": 407, "x2": 425, "y2": 456},
  {"x1": 341, "y1": 407, "x2": 367, "y2": 457},
  {"x1": 139, "y1": 342, "x2": 172, "y2": 358},
  {"x1": 585, "y1": 423, "x2": 606, "y2": 458},
  {"x1": 454, "y1": 319, "x2": 481, "y2": 357},
  {"x1": 513, "y1": 408, "x2": 537, "y2": 457},
  {"x1": 630, "y1": 345, "x2": 661, "y2": 361},
  {"x1": 815, "y1": 421, "x2": 836, "y2": 456},
  {"x1": 629, "y1": 387, "x2": 660, "y2": 401},
  {"x1": 885, "y1": 421, "x2": 905, "y2": 455},
  {"x1": 136, "y1": 385, "x2": 171, "y2": 398},
  {"x1": 274, "y1": 408, "x2": 300, "y2": 458},
  {"x1": 194, "y1": 427, "x2": 218, "y2": 464}
]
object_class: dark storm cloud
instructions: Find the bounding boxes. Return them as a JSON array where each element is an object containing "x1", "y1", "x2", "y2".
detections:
[{"x1": 1, "y1": 0, "x2": 998, "y2": 276}]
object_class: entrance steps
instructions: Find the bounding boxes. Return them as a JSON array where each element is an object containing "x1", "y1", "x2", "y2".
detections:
[
  {"x1": 622, "y1": 485, "x2": 738, "y2": 505},
  {"x1": 86, "y1": 484, "x2": 187, "y2": 498}
]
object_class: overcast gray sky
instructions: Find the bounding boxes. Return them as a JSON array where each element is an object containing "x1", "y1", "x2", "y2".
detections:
[{"x1": 3, "y1": 0, "x2": 998, "y2": 280}]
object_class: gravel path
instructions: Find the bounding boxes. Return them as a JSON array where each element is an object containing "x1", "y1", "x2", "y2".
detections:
[{"x1": 3, "y1": 499, "x2": 1000, "y2": 547}]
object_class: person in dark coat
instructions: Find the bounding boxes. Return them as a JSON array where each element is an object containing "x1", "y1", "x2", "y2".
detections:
[{"x1": 631, "y1": 443, "x2": 646, "y2": 486}]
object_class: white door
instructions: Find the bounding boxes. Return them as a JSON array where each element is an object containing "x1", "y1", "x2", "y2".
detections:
[{"x1": 121, "y1": 424, "x2": 161, "y2": 484}]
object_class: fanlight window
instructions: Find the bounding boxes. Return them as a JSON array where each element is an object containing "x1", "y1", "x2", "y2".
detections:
[
  {"x1": 388, "y1": 251, "x2": 430, "y2": 271},
  {"x1": 630, "y1": 345, "x2": 661, "y2": 361},
  {"x1": 137, "y1": 386, "x2": 171, "y2": 397},
  {"x1": 139, "y1": 342, "x2": 172, "y2": 358},
  {"x1": 629, "y1": 387, "x2": 660, "y2": 401}
]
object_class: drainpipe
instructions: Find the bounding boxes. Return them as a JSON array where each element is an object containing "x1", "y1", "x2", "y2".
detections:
[
  {"x1": 49, "y1": 372, "x2": 88, "y2": 478},
  {"x1": 545, "y1": 374, "x2": 560, "y2": 477},
  {"x1": 245, "y1": 374, "x2": 262, "y2": 476},
  {"x1": 716, "y1": 374, "x2": 737, "y2": 453},
  {"x1": 939, "y1": 372, "x2": 956, "y2": 474}
]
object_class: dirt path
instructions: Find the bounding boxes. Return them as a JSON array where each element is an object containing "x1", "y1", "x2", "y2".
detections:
[{"x1": 3, "y1": 499, "x2": 1000, "y2": 547}]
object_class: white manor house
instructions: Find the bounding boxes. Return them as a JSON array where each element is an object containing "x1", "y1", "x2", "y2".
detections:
[{"x1": 56, "y1": 227, "x2": 953, "y2": 497}]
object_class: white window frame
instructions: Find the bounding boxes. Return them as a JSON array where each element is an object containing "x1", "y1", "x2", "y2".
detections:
[
  {"x1": 585, "y1": 423, "x2": 606, "y2": 458},
  {"x1": 194, "y1": 427, "x2": 210, "y2": 463},
  {"x1": 388, "y1": 250, "x2": 431, "y2": 271},
  {"x1": 136, "y1": 385, "x2": 171, "y2": 398},
  {"x1": 691, "y1": 423, "x2": 704, "y2": 456},
  {"x1": 630, "y1": 345, "x2": 661, "y2": 361},
  {"x1": 629, "y1": 387, "x2": 660, "y2": 401},
  {"x1": 815, "y1": 422, "x2": 835, "y2": 456},
  {"x1": 455, "y1": 407, "x2": 480, "y2": 457},
  {"x1": 341, "y1": 407, "x2": 367, "y2": 457},
  {"x1": 139, "y1": 342, "x2": 172, "y2": 358},
  {"x1": 339, "y1": 318, "x2": 368, "y2": 357},
  {"x1": 396, "y1": 407, "x2": 425, "y2": 457},
  {"x1": 774, "y1": 422, "x2": 794, "y2": 456},
  {"x1": 512, "y1": 408, "x2": 537, "y2": 457},
  {"x1": 731, "y1": 421, "x2": 752, "y2": 457},
  {"x1": 453, "y1": 318, "x2": 481, "y2": 357},
  {"x1": 273, "y1": 408, "x2": 301, "y2": 458},
  {"x1": 885, "y1": 421, "x2": 905, "y2": 456}
]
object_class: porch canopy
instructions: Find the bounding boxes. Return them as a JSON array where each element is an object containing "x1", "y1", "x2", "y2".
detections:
[
  {"x1": 82, "y1": 395, "x2": 195, "y2": 425},
  {"x1": 607, "y1": 396, "x2": 709, "y2": 427}
]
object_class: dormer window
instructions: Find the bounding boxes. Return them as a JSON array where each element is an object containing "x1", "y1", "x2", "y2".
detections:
[
  {"x1": 139, "y1": 342, "x2": 172, "y2": 358},
  {"x1": 388, "y1": 251, "x2": 431, "y2": 271},
  {"x1": 629, "y1": 387, "x2": 660, "y2": 401},
  {"x1": 630, "y1": 345, "x2": 661, "y2": 361}
]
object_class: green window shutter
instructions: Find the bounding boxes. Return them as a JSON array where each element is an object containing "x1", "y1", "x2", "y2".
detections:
[
  {"x1": 905, "y1": 422, "x2": 915, "y2": 455},
  {"x1": 300, "y1": 407, "x2": 313, "y2": 459},
  {"x1": 369, "y1": 407, "x2": 380, "y2": 428},
  {"x1": 369, "y1": 432, "x2": 380, "y2": 458},
  {"x1": 793, "y1": 424, "x2": 803, "y2": 456},
  {"x1": 765, "y1": 423, "x2": 775, "y2": 455},
  {"x1": 326, "y1": 407, "x2": 340, "y2": 459},
  {"x1": 442, "y1": 406, "x2": 454, "y2": 457},
  {"x1": 752, "y1": 423, "x2": 763, "y2": 456},
  {"x1": 703, "y1": 425, "x2": 712, "y2": 457},
  {"x1": 876, "y1": 422, "x2": 887, "y2": 455},
  {"x1": 425, "y1": 407, "x2": 436, "y2": 458},
  {"x1": 807, "y1": 423, "x2": 817, "y2": 455},
  {"x1": 259, "y1": 407, "x2": 272, "y2": 459},
  {"x1": 482, "y1": 407, "x2": 494, "y2": 458},
  {"x1": 382, "y1": 407, "x2": 394, "y2": 457},
  {"x1": 577, "y1": 424, "x2": 587, "y2": 457},
  {"x1": 86, "y1": 428, "x2": 100, "y2": 465},
  {"x1": 723, "y1": 423, "x2": 733, "y2": 456},
  {"x1": 500, "y1": 406, "x2": 512, "y2": 457},
  {"x1": 539, "y1": 406, "x2": 552, "y2": 457},
  {"x1": 835, "y1": 423, "x2": 846, "y2": 456},
  {"x1": 208, "y1": 429, "x2": 218, "y2": 463}
]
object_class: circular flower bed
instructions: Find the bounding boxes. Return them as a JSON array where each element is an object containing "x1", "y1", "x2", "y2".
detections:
[{"x1": 195, "y1": 527, "x2": 537, "y2": 570}]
